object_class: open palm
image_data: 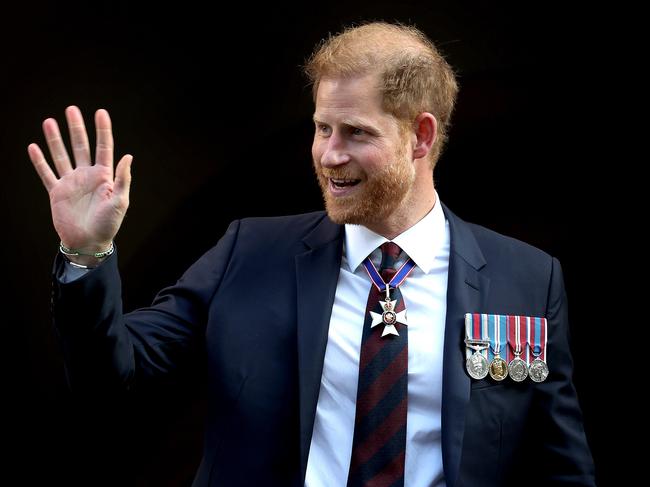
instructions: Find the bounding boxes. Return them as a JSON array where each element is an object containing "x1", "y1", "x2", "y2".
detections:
[{"x1": 28, "y1": 106, "x2": 132, "y2": 252}]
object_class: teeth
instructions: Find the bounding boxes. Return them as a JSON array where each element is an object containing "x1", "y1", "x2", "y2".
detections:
[{"x1": 330, "y1": 178, "x2": 360, "y2": 189}]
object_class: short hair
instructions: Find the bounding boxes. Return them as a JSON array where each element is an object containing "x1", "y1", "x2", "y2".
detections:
[{"x1": 305, "y1": 21, "x2": 458, "y2": 166}]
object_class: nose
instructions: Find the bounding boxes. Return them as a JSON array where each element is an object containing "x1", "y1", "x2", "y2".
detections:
[{"x1": 318, "y1": 133, "x2": 351, "y2": 168}]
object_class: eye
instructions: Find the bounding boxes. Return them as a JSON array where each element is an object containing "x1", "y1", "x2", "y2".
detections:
[
  {"x1": 351, "y1": 127, "x2": 365, "y2": 136},
  {"x1": 316, "y1": 123, "x2": 331, "y2": 136}
]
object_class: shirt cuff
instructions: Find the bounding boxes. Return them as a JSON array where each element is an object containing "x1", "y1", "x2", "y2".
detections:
[{"x1": 60, "y1": 261, "x2": 93, "y2": 283}]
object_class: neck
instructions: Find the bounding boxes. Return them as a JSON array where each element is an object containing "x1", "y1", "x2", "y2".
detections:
[{"x1": 365, "y1": 184, "x2": 437, "y2": 240}]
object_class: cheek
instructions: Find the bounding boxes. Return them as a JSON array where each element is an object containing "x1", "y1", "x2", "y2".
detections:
[{"x1": 356, "y1": 146, "x2": 388, "y2": 173}]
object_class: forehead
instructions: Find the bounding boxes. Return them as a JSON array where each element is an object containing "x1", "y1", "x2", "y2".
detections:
[{"x1": 314, "y1": 74, "x2": 395, "y2": 127}]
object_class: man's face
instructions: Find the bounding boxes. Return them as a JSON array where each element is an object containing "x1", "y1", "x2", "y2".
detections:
[{"x1": 312, "y1": 74, "x2": 415, "y2": 226}]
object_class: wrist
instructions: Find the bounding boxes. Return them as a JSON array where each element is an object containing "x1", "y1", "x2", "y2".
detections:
[{"x1": 60, "y1": 241, "x2": 115, "y2": 268}]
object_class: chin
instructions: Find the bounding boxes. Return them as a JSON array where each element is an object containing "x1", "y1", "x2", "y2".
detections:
[
  {"x1": 324, "y1": 199, "x2": 360, "y2": 225},
  {"x1": 326, "y1": 210, "x2": 366, "y2": 225},
  {"x1": 323, "y1": 196, "x2": 385, "y2": 226}
]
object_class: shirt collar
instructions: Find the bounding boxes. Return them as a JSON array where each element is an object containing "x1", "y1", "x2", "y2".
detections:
[{"x1": 344, "y1": 192, "x2": 447, "y2": 274}]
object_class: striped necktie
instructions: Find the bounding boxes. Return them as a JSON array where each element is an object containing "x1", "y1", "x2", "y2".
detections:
[{"x1": 348, "y1": 242, "x2": 409, "y2": 487}]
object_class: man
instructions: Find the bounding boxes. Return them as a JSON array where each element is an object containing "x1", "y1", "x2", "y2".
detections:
[{"x1": 28, "y1": 22, "x2": 595, "y2": 487}]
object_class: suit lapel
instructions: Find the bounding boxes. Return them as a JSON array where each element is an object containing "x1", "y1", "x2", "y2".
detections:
[
  {"x1": 295, "y1": 215, "x2": 344, "y2": 485},
  {"x1": 440, "y1": 204, "x2": 490, "y2": 487}
]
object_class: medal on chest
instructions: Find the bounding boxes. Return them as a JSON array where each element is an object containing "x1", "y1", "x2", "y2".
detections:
[
  {"x1": 369, "y1": 287, "x2": 408, "y2": 337},
  {"x1": 362, "y1": 254, "x2": 416, "y2": 338}
]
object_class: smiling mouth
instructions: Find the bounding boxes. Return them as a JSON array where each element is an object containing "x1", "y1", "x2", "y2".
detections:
[{"x1": 330, "y1": 178, "x2": 361, "y2": 189}]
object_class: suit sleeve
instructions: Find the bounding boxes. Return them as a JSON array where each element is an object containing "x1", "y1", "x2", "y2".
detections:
[
  {"x1": 533, "y1": 257, "x2": 596, "y2": 486},
  {"x1": 51, "y1": 220, "x2": 240, "y2": 393}
]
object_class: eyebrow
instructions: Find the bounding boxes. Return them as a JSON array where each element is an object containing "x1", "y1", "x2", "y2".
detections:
[{"x1": 312, "y1": 116, "x2": 380, "y2": 135}]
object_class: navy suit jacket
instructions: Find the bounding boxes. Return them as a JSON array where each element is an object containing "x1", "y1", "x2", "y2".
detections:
[{"x1": 52, "y1": 205, "x2": 595, "y2": 486}]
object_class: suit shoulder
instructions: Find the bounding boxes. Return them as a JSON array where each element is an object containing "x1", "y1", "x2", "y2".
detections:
[
  {"x1": 464, "y1": 221, "x2": 555, "y2": 279},
  {"x1": 237, "y1": 211, "x2": 329, "y2": 237},
  {"x1": 469, "y1": 222, "x2": 551, "y2": 259},
  {"x1": 227, "y1": 211, "x2": 338, "y2": 255}
]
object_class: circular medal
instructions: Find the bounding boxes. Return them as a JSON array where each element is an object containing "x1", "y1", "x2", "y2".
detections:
[
  {"x1": 508, "y1": 357, "x2": 528, "y2": 382},
  {"x1": 529, "y1": 358, "x2": 549, "y2": 383},
  {"x1": 466, "y1": 352, "x2": 489, "y2": 380},
  {"x1": 489, "y1": 356, "x2": 508, "y2": 381},
  {"x1": 382, "y1": 310, "x2": 397, "y2": 325}
]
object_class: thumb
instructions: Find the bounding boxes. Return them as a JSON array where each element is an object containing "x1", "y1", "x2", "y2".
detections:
[{"x1": 114, "y1": 154, "x2": 133, "y2": 203}]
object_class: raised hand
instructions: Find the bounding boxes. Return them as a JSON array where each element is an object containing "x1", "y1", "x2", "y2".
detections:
[{"x1": 28, "y1": 106, "x2": 132, "y2": 263}]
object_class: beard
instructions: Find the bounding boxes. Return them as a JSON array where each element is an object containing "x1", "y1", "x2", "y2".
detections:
[{"x1": 313, "y1": 147, "x2": 415, "y2": 226}]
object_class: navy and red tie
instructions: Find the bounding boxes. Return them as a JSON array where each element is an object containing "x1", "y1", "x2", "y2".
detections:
[{"x1": 347, "y1": 242, "x2": 408, "y2": 487}]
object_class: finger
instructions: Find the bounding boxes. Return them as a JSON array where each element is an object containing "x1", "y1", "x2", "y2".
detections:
[
  {"x1": 95, "y1": 109, "x2": 114, "y2": 168},
  {"x1": 114, "y1": 154, "x2": 133, "y2": 203},
  {"x1": 27, "y1": 143, "x2": 58, "y2": 192},
  {"x1": 65, "y1": 105, "x2": 91, "y2": 167},
  {"x1": 42, "y1": 118, "x2": 73, "y2": 177}
]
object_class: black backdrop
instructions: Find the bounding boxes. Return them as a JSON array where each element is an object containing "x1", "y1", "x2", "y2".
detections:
[{"x1": 2, "y1": 1, "x2": 625, "y2": 485}]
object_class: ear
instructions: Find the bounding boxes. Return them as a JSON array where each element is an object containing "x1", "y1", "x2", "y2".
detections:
[{"x1": 412, "y1": 112, "x2": 437, "y2": 160}]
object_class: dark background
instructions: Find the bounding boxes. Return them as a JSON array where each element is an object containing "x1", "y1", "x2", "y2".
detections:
[{"x1": 2, "y1": 1, "x2": 627, "y2": 485}]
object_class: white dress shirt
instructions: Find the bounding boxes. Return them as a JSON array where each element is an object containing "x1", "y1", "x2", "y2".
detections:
[{"x1": 305, "y1": 196, "x2": 450, "y2": 487}]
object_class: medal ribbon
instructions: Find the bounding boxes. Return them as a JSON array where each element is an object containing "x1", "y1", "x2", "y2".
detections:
[
  {"x1": 529, "y1": 316, "x2": 547, "y2": 361},
  {"x1": 464, "y1": 313, "x2": 489, "y2": 361},
  {"x1": 488, "y1": 314, "x2": 507, "y2": 361},
  {"x1": 507, "y1": 315, "x2": 530, "y2": 363},
  {"x1": 362, "y1": 256, "x2": 416, "y2": 294}
]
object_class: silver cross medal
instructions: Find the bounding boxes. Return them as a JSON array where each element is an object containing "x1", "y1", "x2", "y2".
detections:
[{"x1": 369, "y1": 285, "x2": 408, "y2": 337}]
